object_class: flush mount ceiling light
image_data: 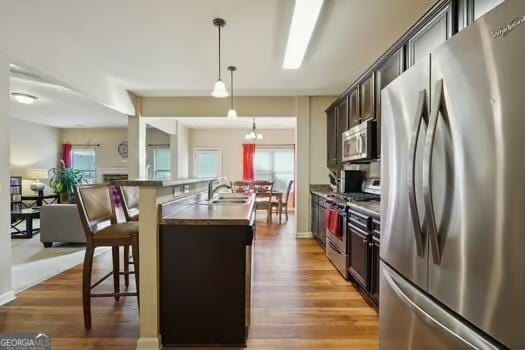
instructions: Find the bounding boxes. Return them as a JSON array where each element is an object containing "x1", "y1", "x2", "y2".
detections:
[
  {"x1": 11, "y1": 92, "x2": 39, "y2": 105},
  {"x1": 211, "y1": 18, "x2": 229, "y2": 98},
  {"x1": 227, "y1": 66, "x2": 238, "y2": 119},
  {"x1": 245, "y1": 118, "x2": 263, "y2": 140},
  {"x1": 283, "y1": 0, "x2": 324, "y2": 69}
]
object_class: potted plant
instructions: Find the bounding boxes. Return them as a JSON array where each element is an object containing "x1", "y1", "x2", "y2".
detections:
[{"x1": 48, "y1": 160, "x2": 87, "y2": 203}]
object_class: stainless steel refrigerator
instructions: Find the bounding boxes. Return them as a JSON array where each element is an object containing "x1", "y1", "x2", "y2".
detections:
[{"x1": 380, "y1": 1, "x2": 525, "y2": 348}]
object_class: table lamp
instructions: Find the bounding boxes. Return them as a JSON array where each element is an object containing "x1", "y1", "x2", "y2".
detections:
[{"x1": 24, "y1": 169, "x2": 48, "y2": 196}]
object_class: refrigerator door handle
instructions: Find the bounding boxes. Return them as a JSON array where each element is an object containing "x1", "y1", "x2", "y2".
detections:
[
  {"x1": 382, "y1": 264, "x2": 502, "y2": 350},
  {"x1": 408, "y1": 90, "x2": 428, "y2": 257},
  {"x1": 423, "y1": 79, "x2": 448, "y2": 265}
]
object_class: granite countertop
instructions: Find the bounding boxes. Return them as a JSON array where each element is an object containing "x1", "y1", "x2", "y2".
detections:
[
  {"x1": 161, "y1": 193, "x2": 256, "y2": 225},
  {"x1": 111, "y1": 177, "x2": 216, "y2": 187}
]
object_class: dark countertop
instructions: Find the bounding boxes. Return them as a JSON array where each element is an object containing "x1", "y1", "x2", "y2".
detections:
[
  {"x1": 161, "y1": 193, "x2": 256, "y2": 225},
  {"x1": 111, "y1": 177, "x2": 216, "y2": 187}
]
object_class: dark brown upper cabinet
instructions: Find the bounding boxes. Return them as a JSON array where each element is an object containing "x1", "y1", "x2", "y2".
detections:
[
  {"x1": 407, "y1": 4, "x2": 453, "y2": 67},
  {"x1": 336, "y1": 96, "x2": 349, "y2": 163},
  {"x1": 375, "y1": 49, "x2": 404, "y2": 158},
  {"x1": 326, "y1": 106, "x2": 338, "y2": 167},
  {"x1": 359, "y1": 74, "x2": 375, "y2": 122},
  {"x1": 349, "y1": 88, "x2": 360, "y2": 128}
]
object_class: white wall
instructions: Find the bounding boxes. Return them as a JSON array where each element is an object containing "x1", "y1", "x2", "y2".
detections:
[
  {"x1": 0, "y1": 47, "x2": 14, "y2": 304},
  {"x1": 189, "y1": 128, "x2": 295, "y2": 181},
  {"x1": 10, "y1": 119, "x2": 59, "y2": 194}
]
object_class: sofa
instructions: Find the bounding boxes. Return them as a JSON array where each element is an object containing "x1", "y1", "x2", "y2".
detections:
[{"x1": 40, "y1": 204, "x2": 86, "y2": 247}]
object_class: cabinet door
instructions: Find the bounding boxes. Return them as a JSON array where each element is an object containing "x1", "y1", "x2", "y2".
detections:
[
  {"x1": 408, "y1": 4, "x2": 452, "y2": 67},
  {"x1": 318, "y1": 202, "x2": 327, "y2": 248},
  {"x1": 349, "y1": 225, "x2": 370, "y2": 291},
  {"x1": 370, "y1": 237, "x2": 380, "y2": 305},
  {"x1": 473, "y1": 0, "x2": 505, "y2": 20},
  {"x1": 326, "y1": 107, "x2": 338, "y2": 166},
  {"x1": 349, "y1": 88, "x2": 360, "y2": 128},
  {"x1": 375, "y1": 49, "x2": 404, "y2": 158},
  {"x1": 336, "y1": 96, "x2": 349, "y2": 163},
  {"x1": 311, "y1": 200, "x2": 319, "y2": 238},
  {"x1": 359, "y1": 74, "x2": 375, "y2": 121}
]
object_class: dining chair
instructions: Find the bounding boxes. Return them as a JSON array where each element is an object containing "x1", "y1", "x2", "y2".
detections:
[
  {"x1": 76, "y1": 184, "x2": 139, "y2": 329},
  {"x1": 253, "y1": 180, "x2": 274, "y2": 223},
  {"x1": 116, "y1": 185, "x2": 139, "y2": 288},
  {"x1": 231, "y1": 181, "x2": 252, "y2": 194},
  {"x1": 272, "y1": 180, "x2": 294, "y2": 224}
]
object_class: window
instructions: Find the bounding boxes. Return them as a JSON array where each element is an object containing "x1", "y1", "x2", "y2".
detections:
[
  {"x1": 193, "y1": 149, "x2": 221, "y2": 178},
  {"x1": 255, "y1": 147, "x2": 294, "y2": 192},
  {"x1": 153, "y1": 147, "x2": 171, "y2": 179},
  {"x1": 72, "y1": 147, "x2": 96, "y2": 184}
]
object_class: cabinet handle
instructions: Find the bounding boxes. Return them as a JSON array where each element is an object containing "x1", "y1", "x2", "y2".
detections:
[{"x1": 362, "y1": 238, "x2": 367, "y2": 244}]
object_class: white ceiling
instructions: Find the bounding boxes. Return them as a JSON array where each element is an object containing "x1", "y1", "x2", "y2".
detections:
[
  {"x1": 9, "y1": 72, "x2": 128, "y2": 128},
  {"x1": 5, "y1": 0, "x2": 431, "y2": 98}
]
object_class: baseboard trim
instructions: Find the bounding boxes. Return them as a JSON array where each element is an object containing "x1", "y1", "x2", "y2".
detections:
[
  {"x1": 296, "y1": 231, "x2": 314, "y2": 239},
  {"x1": 0, "y1": 290, "x2": 16, "y2": 306},
  {"x1": 136, "y1": 336, "x2": 161, "y2": 350}
]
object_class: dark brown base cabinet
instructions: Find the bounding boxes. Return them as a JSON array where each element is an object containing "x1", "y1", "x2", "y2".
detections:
[
  {"x1": 349, "y1": 226, "x2": 370, "y2": 291},
  {"x1": 311, "y1": 193, "x2": 327, "y2": 249},
  {"x1": 159, "y1": 223, "x2": 254, "y2": 348}
]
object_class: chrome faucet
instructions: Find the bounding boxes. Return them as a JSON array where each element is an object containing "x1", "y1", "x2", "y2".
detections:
[{"x1": 208, "y1": 181, "x2": 232, "y2": 200}]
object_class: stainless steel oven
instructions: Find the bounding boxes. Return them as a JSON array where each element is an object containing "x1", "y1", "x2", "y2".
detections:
[
  {"x1": 325, "y1": 198, "x2": 348, "y2": 279},
  {"x1": 341, "y1": 120, "x2": 377, "y2": 162}
]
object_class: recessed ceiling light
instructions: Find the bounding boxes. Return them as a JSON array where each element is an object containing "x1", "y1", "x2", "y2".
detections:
[
  {"x1": 283, "y1": 0, "x2": 324, "y2": 70},
  {"x1": 11, "y1": 92, "x2": 39, "y2": 105}
]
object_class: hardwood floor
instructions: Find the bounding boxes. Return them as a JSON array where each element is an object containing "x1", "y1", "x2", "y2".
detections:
[{"x1": 0, "y1": 212, "x2": 378, "y2": 350}]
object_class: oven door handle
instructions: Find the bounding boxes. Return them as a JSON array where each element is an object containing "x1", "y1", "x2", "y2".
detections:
[
  {"x1": 328, "y1": 239, "x2": 343, "y2": 254},
  {"x1": 408, "y1": 89, "x2": 428, "y2": 257}
]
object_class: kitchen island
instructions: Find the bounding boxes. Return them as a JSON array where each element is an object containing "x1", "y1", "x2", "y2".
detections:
[{"x1": 111, "y1": 178, "x2": 255, "y2": 350}]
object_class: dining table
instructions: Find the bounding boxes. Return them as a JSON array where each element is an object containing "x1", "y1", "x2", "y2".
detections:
[{"x1": 254, "y1": 191, "x2": 283, "y2": 223}]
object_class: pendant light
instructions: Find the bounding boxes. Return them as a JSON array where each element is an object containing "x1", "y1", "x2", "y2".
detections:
[
  {"x1": 227, "y1": 66, "x2": 238, "y2": 119},
  {"x1": 211, "y1": 18, "x2": 229, "y2": 98},
  {"x1": 245, "y1": 118, "x2": 263, "y2": 140}
]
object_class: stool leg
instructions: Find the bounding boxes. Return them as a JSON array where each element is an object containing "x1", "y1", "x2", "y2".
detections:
[
  {"x1": 112, "y1": 246, "x2": 120, "y2": 301},
  {"x1": 131, "y1": 237, "x2": 140, "y2": 308},
  {"x1": 82, "y1": 246, "x2": 94, "y2": 329},
  {"x1": 124, "y1": 245, "x2": 130, "y2": 288}
]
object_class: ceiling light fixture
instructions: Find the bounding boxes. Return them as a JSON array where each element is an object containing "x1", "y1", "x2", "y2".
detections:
[
  {"x1": 227, "y1": 66, "x2": 238, "y2": 119},
  {"x1": 283, "y1": 0, "x2": 324, "y2": 69},
  {"x1": 11, "y1": 92, "x2": 39, "y2": 105},
  {"x1": 245, "y1": 118, "x2": 263, "y2": 140},
  {"x1": 211, "y1": 18, "x2": 229, "y2": 98}
]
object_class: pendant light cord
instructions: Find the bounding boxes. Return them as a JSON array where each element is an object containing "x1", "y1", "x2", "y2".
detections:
[
  {"x1": 230, "y1": 69, "x2": 234, "y2": 108},
  {"x1": 218, "y1": 26, "x2": 222, "y2": 80}
]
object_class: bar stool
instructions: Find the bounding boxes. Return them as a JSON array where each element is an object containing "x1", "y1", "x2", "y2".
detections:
[
  {"x1": 116, "y1": 185, "x2": 139, "y2": 288},
  {"x1": 76, "y1": 184, "x2": 139, "y2": 329}
]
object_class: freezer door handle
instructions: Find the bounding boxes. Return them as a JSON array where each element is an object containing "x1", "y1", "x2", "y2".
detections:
[
  {"x1": 423, "y1": 79, "x2": 447, "y2": 265},
  {"x1": 408, "y1": 90, "x2": 428, "y2": 257},
  {"x1": 382, "y1": 264, "x2": 502, "y2": 350}
]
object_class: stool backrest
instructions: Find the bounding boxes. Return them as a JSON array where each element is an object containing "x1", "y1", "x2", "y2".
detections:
[
  {"x1": 117, "y1": 186, "x2": 139, "y2": 221},
  {"x1": 253, "y1": 180, "x2": 274, "y2": 194},
  {"x1": 231, "y1": 181, "x2": 251, "y2": 193},
  {"x1": 76, "y1": 184, "x2": 116, "y2": 245},
  {"x1": 284, "y1": 180, "x2": 294, "y2": 204}
]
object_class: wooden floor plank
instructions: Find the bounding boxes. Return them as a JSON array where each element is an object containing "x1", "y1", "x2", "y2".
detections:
[{"x1": 0, "y1": 213, "x2": 378, "y2": 349}]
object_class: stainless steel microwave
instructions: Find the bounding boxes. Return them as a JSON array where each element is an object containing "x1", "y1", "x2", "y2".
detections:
[{"x1": 341, "y1": 120, "x2": 377, "y2": 162}]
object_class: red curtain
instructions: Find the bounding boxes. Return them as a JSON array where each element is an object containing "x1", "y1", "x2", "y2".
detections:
[
  {"x1": 243, "y1": 144, "x2": 256, "y2": 181},
  {"x1": 62, "y1": 143, "x2": 72, "y2": 168}
]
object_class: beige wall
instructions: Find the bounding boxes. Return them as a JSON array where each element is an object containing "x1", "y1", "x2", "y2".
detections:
[
  {"x1": 309, "y1": 96, "x2": 334, "y2": 185},
  {"x1": 60, "y1": 127, "x2": 169, "y2": 180},
  {"x1": 9, "y1": 119, "x2": 60, "y2": 195},
  {"x1": 189, "y1": 128, "x2": 295, "y2": 181}
]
